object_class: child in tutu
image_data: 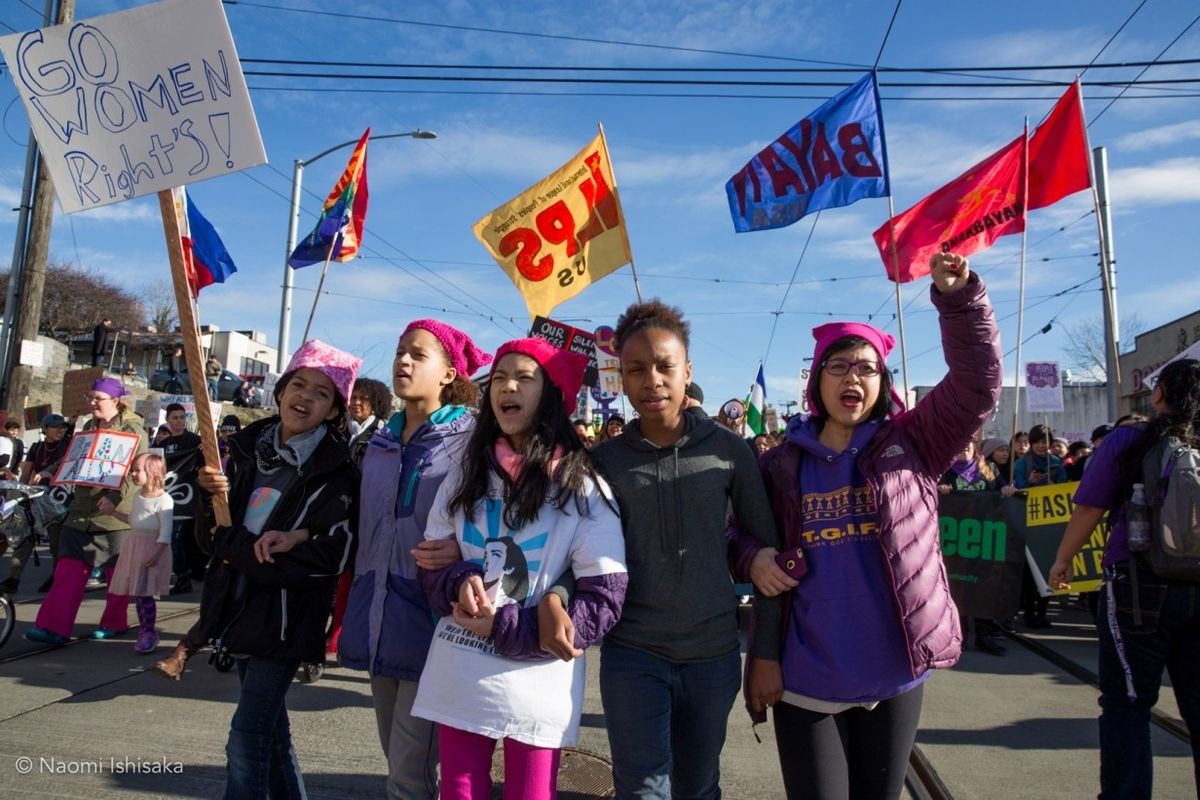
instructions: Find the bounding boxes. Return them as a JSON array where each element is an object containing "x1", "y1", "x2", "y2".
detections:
[{"x1": 101, "y1": 452, "x2": 174, "y2": 654}]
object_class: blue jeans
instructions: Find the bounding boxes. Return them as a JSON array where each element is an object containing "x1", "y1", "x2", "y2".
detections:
[
  {"x1": 599, "y1": 638, "x2": 741, "y2": 799},
  {"x1": 1097, "y1": 559, "x2": 1200, "y2": 800},
  {"x1": 208, "y1": 379, "x2": 219, "y2": 402},
  {"x1": 225, "y1": 656, "x2": 305, "y2": 800}
]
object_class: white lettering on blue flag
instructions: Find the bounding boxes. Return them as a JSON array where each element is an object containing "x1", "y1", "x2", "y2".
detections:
[{"x1": 726, "y1": 72, "x2": 888, "y2": 233}]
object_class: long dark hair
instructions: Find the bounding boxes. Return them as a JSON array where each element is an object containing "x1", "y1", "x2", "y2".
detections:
[
  {"x1": 808, "y1": 335, "x2": 894, "y2": 426},
  {"x1": 448, "y1": 368, "x2": 600, "y2": 530},
  {"x1": 1118, "y1": 358, "x2": 1200, "y2": 494}
]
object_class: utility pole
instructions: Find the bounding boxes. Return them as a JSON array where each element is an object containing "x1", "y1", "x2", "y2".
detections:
[
  {"x1": 1093, "y1": 146, "x2": 1120, "y2": 420},
  {"x1": 0, "y1": 0, "x2": 54, "y2": 404},
  {"x1": 5, "y1": 0, "x2": 73, "y2": 418}
]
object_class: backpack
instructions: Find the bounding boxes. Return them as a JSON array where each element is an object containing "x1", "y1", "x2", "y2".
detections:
[{"x1": 1141, "y1": 435, "x2": 1200, "y2": 581}]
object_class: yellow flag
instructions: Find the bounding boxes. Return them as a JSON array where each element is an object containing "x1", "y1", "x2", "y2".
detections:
[{"x1": 473, "y1": 130, "x2": 633, "y2": 320}]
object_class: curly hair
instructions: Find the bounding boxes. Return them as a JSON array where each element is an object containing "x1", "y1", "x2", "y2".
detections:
[
  {"x1": 441, "y1": 375, "x2": 481, "y2": 408},
  {"x1": 351, "y1": 377, "x2": 394, "y2": 420},
  {"x1": 614, "y1": 298, "x2": 691, "y2": 355}
]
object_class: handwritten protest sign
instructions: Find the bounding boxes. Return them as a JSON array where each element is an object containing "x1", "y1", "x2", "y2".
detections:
[
  {"x1": 0, "y1": 0, "x2": 266, "y2": 214},
  {"x1": 530, "y1": 316, "x2": 600, "y2": 387},
  {"x1": 52, "y1": 429, "x2": 140, "y2": 489},
  {"x1": 1025, "y1": 361, "x2": 1064, "y2": 413},
  {"x1": 473, "y1": 129, "x2": 632, "y2": 320}
]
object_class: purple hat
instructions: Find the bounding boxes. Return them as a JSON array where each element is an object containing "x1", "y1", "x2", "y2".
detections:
[
  {"x1": 805, "y1": 321, "x2": 905, "y2": 418},
  {"x1": 401, "y1": 319, "x2": 492, "y2": 378},
  {"x1": 91, "y1": 377, "x2": 132, "y2": 399},
  {"x1": 284, "y1": 339, "x2": 362, "y2": 406}
]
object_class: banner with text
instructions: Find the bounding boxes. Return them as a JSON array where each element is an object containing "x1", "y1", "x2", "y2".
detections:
[
  {"x1": 473, "y1": 130, "x2": 632, "y2": 320},
  {"x1": 0, "y1": 0, "x2": 266, "y2": 213},
  {"x1": 1022, "y1": 481, "x2": 1107, "y2": 596},
  {"x1": 939, "y1": 491, "x2": 1027, "y2": 619}
]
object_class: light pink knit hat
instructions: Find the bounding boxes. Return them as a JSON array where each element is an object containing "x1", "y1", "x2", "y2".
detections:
[{"x1": 284, "y1": 339, "x2": 363, "y2": 406}]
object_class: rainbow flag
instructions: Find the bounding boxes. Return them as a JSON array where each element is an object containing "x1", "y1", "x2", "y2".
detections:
[{"x1": 289, "y1": 128, "x2": 371, "y2": 268}]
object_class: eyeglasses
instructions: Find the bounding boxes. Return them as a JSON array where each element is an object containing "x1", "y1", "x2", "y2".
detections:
[
  {"x1": 86, "y1": 394, "x2": 114, "y2": 404},
  {"x1": 821, "y1": 359, "x2": 882, "y2": 378}
]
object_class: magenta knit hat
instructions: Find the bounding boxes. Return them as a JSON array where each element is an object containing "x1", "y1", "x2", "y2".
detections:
[
  {"x1": 284, "y1": 339, "x2": 363, "y2": 406},
  {"x1": 492, "y1": 338, "x2": 588, "y2": 415},
  {"x1": 805, "y1": 321, "x2": 906, "y2": 418},
  {"x1": 401, "y1": 319, "x2": 492, "y2": 378}
]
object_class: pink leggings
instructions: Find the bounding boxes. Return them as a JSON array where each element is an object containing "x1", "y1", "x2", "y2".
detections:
[
  {"x1": 438, "y1": 724, "x2": 560, "y2": 800},
  {"x1": 34, "y1": 558, "x2": 129, "y2": 637}
]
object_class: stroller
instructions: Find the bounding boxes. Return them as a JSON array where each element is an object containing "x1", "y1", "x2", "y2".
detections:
[{"x1": 0, "y1": 480, "x2": 70, "y2": 649}]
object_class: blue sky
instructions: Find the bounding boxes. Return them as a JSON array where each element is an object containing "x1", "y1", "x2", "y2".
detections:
[{"x1": 1, "y1": 0, "x2": 1197, "y2": 416}]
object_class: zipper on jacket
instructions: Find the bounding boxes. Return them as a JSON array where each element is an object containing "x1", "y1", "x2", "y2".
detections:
[{"x1": 402, "y1": 456, "x2": 427, "y2": 507}]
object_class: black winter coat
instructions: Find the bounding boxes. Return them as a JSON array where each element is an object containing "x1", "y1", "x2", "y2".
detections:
[{"x1": 196, "y1": 417, "x2": 359, "y2": 662}]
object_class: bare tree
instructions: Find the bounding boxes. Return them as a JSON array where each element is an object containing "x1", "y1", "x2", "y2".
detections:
[
  {"x1": 1062, "y1": 312, "x2": 1146, "y2": 381},
  {"x1": 0, "y1": 261, "x2": 146, "y2": 337},
  {"x1": 142, "y1": 280, "x2": 178, "y2": 333}
]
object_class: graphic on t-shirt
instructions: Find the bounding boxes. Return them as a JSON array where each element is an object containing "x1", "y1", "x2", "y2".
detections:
[
  {"x1": 244, "y1": 487, "x2": 283, "y2": 536},
  {"x1": 801, "y1": 485, "x2": 878, "y2": 547},
  {"x1": 462, "y1": 497, "x2": 548, "y2": 608}
]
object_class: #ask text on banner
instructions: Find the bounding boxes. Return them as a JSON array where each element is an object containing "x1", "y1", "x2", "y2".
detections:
[
  {"x1": 473, "y1": 131, "x2": 632, "y2": 321},
  {"x1": 726, "y1": 72, "x2": 888, "y2": 233}
]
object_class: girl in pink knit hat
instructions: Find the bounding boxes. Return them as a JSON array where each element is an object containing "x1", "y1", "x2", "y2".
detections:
[
  {"x1": 153, "y1": 339, "x2": 362, "y2": 798},
  {"x1": 337, "y1": 318, "x2": 494, "y2": 799},
  {"x1": 413, "y1": 337, "x2": 628, "y2": 800}
]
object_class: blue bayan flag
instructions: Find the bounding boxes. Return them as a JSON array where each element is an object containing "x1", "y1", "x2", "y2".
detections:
[{"x1": 726, "y1": 72, "x2": 889, "y2": 233}]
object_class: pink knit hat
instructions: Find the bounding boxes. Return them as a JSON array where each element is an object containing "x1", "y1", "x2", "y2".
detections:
[
  {"x1": 284, "y1": 339, "x2": 363, "y2": 406},
  {"x1": 805, "y1": 322, "x2": 906, "y2": 418},
  {"x1": 492, "y1": 338, "x2": 588, "y2": 415},
  {"x1": 401, "y1": 319, "x2": 492, "y2": 378}
]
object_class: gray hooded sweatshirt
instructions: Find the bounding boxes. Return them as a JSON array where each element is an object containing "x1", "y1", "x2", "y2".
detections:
[{"x1": 593, "y1": 413, "x2": 781, "y2": 662}]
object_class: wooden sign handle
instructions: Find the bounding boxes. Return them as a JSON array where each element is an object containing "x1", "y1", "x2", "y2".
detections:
[{"x1": 156, "y1": 189, "x2": 232, "y2": 527}]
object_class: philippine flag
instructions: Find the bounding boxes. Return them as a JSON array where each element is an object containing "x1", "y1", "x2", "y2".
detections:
[{"x1": 173, "y1": 186, "x2": 237, "y2": 297}]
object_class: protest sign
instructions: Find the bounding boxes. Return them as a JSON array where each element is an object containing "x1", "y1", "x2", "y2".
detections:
[
  {"x1": 154, "y1": 394, "x2": 224, "y2": 432},
  {"x1": 1025, "y1": 361, "x2": 1064, "y2": 413},
  {"x1": 938, "y1": 491, "x2": 1026, "y2": 619},
  {"x1": 474, "y1": 128, "x2": 633, "y2": 320},
  {"x1": 530, "y1": 316, "x2": 600, "y2": 387},
  {"x1": 0, "y1": 0, "x2": 266, "y2": 214},
  {"x1": 1021, "y1": 481, "x2": 1106, "y2": 595},
  {"x1": 52, "y1": 429, "x2": 140, "y2": 489},
  {"x1": 23, "y1": 404, "x2": 53, "y2": 429},
  {"x1": 61, "y1": 367, "x2": 105, "y2": 419}
]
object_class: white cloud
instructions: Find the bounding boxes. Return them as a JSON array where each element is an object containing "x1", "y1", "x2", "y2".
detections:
[
  {"x1": 1109, "y1": 157, "x2": 1200, "y2": 207},
  {"x1": 1116, "y1": 120, "x2": 1200, "y2": 152}
]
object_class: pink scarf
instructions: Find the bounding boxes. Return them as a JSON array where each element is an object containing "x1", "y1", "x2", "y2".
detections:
[{"x1": 494, "y1": 437, "x2": 564, "y2": 480}]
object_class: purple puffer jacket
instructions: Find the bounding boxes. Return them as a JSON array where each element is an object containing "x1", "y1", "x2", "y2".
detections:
[
  {"x1": 338, "y1": 406, "x2": 474, "y2": 680},
  {"x1": 738, "y1": 272, "x2": 1001, "y2": 720}
]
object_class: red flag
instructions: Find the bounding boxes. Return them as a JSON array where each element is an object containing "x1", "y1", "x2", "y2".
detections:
[
  {"x1": 1028, "y1": 80, "x2": 1091, "y2": 210},
  {"x1": 873, "y1": 135, "x2": 1026, "y2": 282}
]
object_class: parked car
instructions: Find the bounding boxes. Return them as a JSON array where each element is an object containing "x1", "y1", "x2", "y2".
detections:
[{"x1": 149, "y1": 367, "x2": 244, "y2": 401}]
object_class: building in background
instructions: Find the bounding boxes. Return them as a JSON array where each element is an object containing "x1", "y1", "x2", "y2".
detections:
[{"x1": 1118, "y1": 309, "x2": 1200, "y2": 416}]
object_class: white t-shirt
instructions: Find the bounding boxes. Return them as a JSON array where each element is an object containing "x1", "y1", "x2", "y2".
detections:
[
  {"x1": 129, "y1": 492, "x2": 175, "y2": 544},
  {"x1": 412, "y1": 469, "x2": 625, "y2": 748}
]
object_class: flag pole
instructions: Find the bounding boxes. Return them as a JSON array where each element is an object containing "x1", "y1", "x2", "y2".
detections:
[
  {"x1": 884, "y1": 198, "x2": 910, "y2": 400},
  {"x1": 1010, "y1": 118, "x2": 1031, "y2": 486},
  {"x1": 597, "y1": 122, "x2": 642, "y2": 302},
  {"x1": 301, "y1": 239, "x2": 337, "y2": 344},
  {"x1": 157, "y1": 189, "x2": 230, "y2": 527}
]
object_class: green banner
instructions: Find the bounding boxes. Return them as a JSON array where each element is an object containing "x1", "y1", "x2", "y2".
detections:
[{"x1": 938, "y1": 491, "x2": 1026, "y2": 619}]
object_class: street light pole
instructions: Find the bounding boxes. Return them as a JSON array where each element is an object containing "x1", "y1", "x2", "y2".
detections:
[{"x1": 276, "y1": 129, "x2": 437, "y2": 372}]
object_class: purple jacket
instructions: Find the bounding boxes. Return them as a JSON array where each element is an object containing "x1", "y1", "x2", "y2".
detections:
[
  {"x1": 338, "y1": 407, "x2": 474, "y2": 680},
  {"x1": 740, "y1": 273, "x2": 1002, "y2": 718}
]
